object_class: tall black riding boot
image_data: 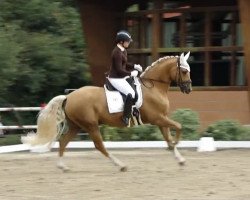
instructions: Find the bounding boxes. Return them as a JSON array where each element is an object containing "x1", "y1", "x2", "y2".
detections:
[{"x1": 122, "y1": 94, "x2": 134, "y2": 126}]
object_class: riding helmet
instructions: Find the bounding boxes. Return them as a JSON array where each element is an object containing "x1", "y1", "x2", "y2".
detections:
[{"x1": 115, "y1": 30, "x2": 133, "y2": 43}]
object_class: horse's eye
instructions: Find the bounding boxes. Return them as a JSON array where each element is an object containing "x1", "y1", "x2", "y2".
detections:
[{"x1": 181, "y1": 68, "x2": 188, "y2": 74}]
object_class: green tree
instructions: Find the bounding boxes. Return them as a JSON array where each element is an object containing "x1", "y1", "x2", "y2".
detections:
[
  {"x1": 0, "y1": 28, "x2": 20, "y2": 100},
  {"x1": 0, "y1": 0, "x2": 90, "y2": 107},
  {"x1": 0, "y1": 0, "x2": 90, "y2": 125}
]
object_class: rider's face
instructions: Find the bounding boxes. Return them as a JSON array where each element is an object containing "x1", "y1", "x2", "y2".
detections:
[{"x1": 123, "y1": 41, "x2": 130, "y2": 48}]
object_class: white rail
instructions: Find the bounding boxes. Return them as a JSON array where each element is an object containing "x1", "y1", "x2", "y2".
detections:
[
  {"x1": 0, "y1": 125, "x2": 37, "y2": 130},
  {"x1": 0, "y1": 107, "x2": 42, "y2": 130},
  {"x1": 1, "y1": 141, "x2": 250, "y2": 153},
  {"x1": 0, "y1": 107, "x2": 41, "y2": 111}
]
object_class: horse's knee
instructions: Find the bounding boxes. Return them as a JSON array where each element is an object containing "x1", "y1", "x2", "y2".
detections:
[{"x1": 175, "y1": 122, "x2": 182, "y2": 131}]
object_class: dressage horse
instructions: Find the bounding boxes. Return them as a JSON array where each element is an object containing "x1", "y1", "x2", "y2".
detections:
[{"x1": 22, "y1": 52, "x2": 192, "y2": 172}]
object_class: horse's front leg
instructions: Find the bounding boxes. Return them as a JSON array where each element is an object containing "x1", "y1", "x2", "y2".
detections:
[
  {"x1": 157, "y1": 116, "x2": 182, "y2": 144},
  {"x1": 155, "y1": 114, "x2": 185, "y2": 164},
  {"x1": 159, "y1": 126, "x2": 185, "y2": 165},
  {"x1": 159, "y1": 127, "x2": 175, "y2": 150}
]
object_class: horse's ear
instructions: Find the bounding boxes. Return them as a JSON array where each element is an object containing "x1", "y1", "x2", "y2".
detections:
[
  {"x1": 184, "y1": 51, "x2": 190, "y2": 60},
  {"x1": 180, "y1": 53, "x2": 184, "y2": 59}
]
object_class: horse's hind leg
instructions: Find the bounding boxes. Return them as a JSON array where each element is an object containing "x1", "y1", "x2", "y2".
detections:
[
  {"x1": 57, "y1": 125, "x2": 79, "y2": 171},
  {"x1": 160, "y1": 126, "x2": 185, "y2": 165},
  {"x1": 87, "y1": 125, "x2": 127, "y2": 172}
]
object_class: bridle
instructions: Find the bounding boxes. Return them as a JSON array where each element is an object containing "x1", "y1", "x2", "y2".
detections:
[
  {"x1": 140, "y1": 57, "x2": 192, "y2": 90},
  {"x1": 175, "y1": 57, "x2": 192, "y2": 92}
]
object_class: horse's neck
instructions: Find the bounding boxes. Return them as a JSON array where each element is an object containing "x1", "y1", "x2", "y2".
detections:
[
  {"x1": 141, "y1": 78, "x2": 170, "y2": 95},
  {"x1": 141, "y1": 59, "x2": 173, "y2": 85}
]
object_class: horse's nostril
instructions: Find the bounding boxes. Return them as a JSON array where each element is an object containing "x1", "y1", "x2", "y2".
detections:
[{"x1": 185, "y1": 88, "x2": 191, "y2": 94}]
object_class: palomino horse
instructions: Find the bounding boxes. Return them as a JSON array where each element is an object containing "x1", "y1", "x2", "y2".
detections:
[{"x1": 22, "y1": 52, "x2": 192, "y2": 172}]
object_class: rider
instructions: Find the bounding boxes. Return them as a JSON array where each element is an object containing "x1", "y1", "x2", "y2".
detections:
[{"x1": 108, "y1": 30, "x2": 143, "y2": 126}]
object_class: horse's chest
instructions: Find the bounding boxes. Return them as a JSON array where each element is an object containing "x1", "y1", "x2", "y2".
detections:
[{"x1": 153, "y1": 96, "x2": 169, "y2": 111}]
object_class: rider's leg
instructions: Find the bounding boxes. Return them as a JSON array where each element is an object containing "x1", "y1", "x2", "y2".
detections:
[
  {"x1": 108, "y1": 78, "x2": 135, "y2": 98},
  {"x1": 108, "y1": 78, "x2": 135, "y2": 126},
  {"x1": 122, "y1": 93, "x2": 134, "y2": 126}
]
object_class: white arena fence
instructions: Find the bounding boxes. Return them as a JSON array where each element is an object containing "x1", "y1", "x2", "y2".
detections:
[
  {"x1": 0, "y1": 107, "x2": 250, "y2": 153},
  {"x1": 0, "y1": 107, "x2": 41, "y2": 111},
  {"x1": 0, "y1": 107, "x2": 41, "y2": 130},
  {"x1": 1, "y1": 141, "x2": 250, "y2": 154}
]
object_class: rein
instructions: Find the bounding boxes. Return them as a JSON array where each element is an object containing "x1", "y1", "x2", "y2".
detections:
[
  {"x1": 140, "y1": 57, "x2": 180, "y2": 88},
  {"x1": 139, "y1": 57, "x2": 191, "y2": 90},
  {"x1": 139, "y1": 77, "x2": 170, "y2": 88}
]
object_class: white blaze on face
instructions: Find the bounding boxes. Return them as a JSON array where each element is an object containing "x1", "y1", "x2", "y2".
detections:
[{"x1": 180, "y1": 52, "x2": 190, "y2": 72}]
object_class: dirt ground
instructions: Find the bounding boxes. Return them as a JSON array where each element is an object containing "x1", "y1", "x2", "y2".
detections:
[{"x1": 0, "y1": 149, "x2": 250, "y2": 200}]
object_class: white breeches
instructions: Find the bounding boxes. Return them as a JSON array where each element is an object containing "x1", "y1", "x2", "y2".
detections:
[{"x1": 108, "y1": 77, "x2": 135, "y2": 98}]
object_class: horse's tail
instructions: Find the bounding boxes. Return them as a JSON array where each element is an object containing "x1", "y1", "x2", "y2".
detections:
[{"x1": 21, "y1": 95, "x2": 67, "y2": 147}]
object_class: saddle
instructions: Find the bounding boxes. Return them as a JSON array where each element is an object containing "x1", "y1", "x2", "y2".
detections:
[
  {"x1": 104, "y1": 77, "x2": 143, "y2": 126},
  {"x1": 105, "y1": 77, "x2": 138, "y2": 102}
]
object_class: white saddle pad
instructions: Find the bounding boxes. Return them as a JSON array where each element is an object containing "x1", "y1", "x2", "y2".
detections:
[{"x1": 104, "y1": 77, "x2": 143, "y2": 114}]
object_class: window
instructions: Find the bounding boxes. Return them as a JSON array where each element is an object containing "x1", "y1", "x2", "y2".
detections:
[{"x1": 124, "y1": 4, "x2": 245, "y2": 87}]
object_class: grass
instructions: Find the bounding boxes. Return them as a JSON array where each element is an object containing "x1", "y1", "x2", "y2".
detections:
[
  {"x1": 0, "y1": 133, "x2": 88, "y2": 146},
  {"x1": 0, "y1": 134, "x2": 22, "y2": 146}
]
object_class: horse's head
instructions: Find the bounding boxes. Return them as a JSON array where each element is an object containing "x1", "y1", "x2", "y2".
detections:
[
  {"x1": 170, "y1": 52, "x2": 192, "y2": 94},
  {"x1": 141, "y1": 52, "x2": 192, "y2": 94}
]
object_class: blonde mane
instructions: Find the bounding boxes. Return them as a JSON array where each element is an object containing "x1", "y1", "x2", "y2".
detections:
[{"x1": 140, "y1": 55, "x2": 179, "y2": 77}]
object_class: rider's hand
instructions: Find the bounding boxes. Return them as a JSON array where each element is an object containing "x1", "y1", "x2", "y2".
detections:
[
  {"x1": 134, "y1": 64, "x2": 143, "y2": 72},
  {"x1": 131, "y1": 70, "x2": 138, "y2": 77}
]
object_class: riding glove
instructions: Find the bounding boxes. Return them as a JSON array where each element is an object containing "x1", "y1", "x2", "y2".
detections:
[
  {"x1": 134, "y1": 64, "x2": 143, "y2": 72},
  {"x1": 131, "y1": 70, "x2": 138, "y2": 77}
]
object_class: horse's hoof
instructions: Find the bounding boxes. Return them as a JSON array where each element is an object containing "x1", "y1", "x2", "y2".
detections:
[
  {"x1": 120, "y1": 166, "x2": 128, "y2": 172},
  {"x1": 57, "y1": 164, "x2": 70, "y2": 172},
  {"x1": 62, "y1": 167, "x2": 70, "y2": 172},
  {"x1": 178, "y1": 159, "x2": 186, "y2": 166}
]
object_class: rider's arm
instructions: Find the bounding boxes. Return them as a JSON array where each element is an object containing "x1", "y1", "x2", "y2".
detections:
[
  {"x1": 124, "y1": 51, "x2": 142, "y2": 72},
  {"x1": 124, "y1": 50, "x2": 134, "y2": 70},
  {"x1": 126, "y1": 62, "x2": 134, "y2": 70}
]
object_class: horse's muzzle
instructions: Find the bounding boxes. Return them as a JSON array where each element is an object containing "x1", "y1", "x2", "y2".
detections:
[{"x1": 179, "y1": 80, "x2": 192, "y2": 94}]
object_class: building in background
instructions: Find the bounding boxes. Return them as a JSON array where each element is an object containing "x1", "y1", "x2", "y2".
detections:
[{"x1": 78, "y1": 0, "x2": 250, "y2": 128}]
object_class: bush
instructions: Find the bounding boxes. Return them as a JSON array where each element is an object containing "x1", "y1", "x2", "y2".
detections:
[
  {"x1": 0, "y1": 134, "x2": 21, "y2": 145},
  {"x1": 204, "y1": 120, "x2": 250, "y2": 141},
  {"x1": 100, "y1": 124, "x2": 163, "y2": 141},
  {"x1": 100, "y1": 108, "x2": 200, "y2": 141},
  {"x1": 170, "y1": 108, "x2": 200, "y2": 140}
]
